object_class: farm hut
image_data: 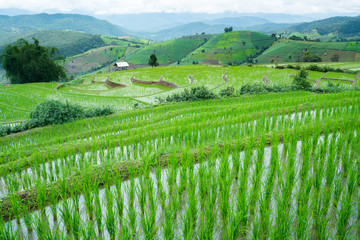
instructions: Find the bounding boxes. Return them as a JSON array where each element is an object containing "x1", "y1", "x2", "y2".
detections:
[{"x1": 113, "y1": 62, "x2": 129, "y2": 70}]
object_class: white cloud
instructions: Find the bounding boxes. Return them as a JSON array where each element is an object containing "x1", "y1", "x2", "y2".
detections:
[{"x1": 0, "y1": 0, "x2": 359, "y2": 15}]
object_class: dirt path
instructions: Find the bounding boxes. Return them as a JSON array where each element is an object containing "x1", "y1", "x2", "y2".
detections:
[
  {"x1": 314, "y1": 72, "x2": 327, "y2": 88},
  {"x1": 211, "y1": 73, "x2": 230, "y2": 91},
  {"x1": 104, "y1": 76, "x2": 127, "y2": 88},
  {"x1": 188, "y1": 74, "x2": 194, "y2": 85},
  {"x1": 263, "y1": 73, "x2": 270, "y2": 85},
  {"x1": 352, "y1": 75, "x2": 359, "y2": 86},
  {"x1": 131, "y1": 75, "x2": 178, "y2": 88},
  {"x1": 223, "y1": 72, "x2": 229, "y2": 82}
]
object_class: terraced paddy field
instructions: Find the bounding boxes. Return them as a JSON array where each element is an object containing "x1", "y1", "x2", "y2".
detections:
[
  {"x1": 256, "y1": 40, "x2": 360, "y2": 64},
  {"x1": 1, "y1": 64, "x2": 360, "y2": 123},
  {"x1": 0, "y1": 89, "x2": 360, "y2": 239}
]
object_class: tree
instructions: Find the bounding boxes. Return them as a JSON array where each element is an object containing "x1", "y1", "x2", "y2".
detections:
[
  {"x1": 148, "y1": 53, "x2": 159, "y2": 67},
  {"x1": 292, "y1": 69, "x2": 312, "y2": 90},
  {"x1": 330, "y1": 54, "x2": 339, "y2": 62},
  {"x1": 1, "y1": 38, "x2": 66, "y2": 84},
  {"x1": 303, "y1": 51, "x2": 322, "y2": 62},
  {"x1": 224, "y1": 27, "x2": 233, "y2": 33}
]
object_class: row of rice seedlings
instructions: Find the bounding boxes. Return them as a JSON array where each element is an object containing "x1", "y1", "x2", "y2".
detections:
[
  {"x1": 1, "y1": 96, "x2": 358, "y2": 200},
  {"x1": 1, "y1": 90, "x2": 355, "y2": 158},
  {"x1": 1, "y1": 92, "x2": 356, "y2": 201},
  {"x1": 1, "y1": 120, "x2": 359, "y2": 239}
]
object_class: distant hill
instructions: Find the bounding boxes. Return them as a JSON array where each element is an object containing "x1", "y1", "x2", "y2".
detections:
[
  {"x1": 0, "y1": 30, "x2": 107, "y2": 57},
  {"x1": 284, "y1": 16, "x2": 360, "y2": 39},
  {"x1": 124, "y1": 35, "x2": 210, "y2": 65},
  {"x1": 247, "y1": 23, "x2": 297, "y2": 33},
  {"x1": 255, "y1": 39, "x2": 360, "y2": 64},
  {"x1": 136, "y1": 21, "x2": 297, "y2": 41},
  {"x1": 138, "y1": 22, "x2": 226, "y2": 41},
  {"x1": 97, "y1": 12, "x2": 316, "y2": 32},
  {"x1": 0, "y1": 13, "x2": 127, "y2": 37},
  {"x1": 204, "y1": 16, "x2": 270, "y2": 27},
  {"x1": 181, "y1": 30, "x2": 276, "y2": 65}
]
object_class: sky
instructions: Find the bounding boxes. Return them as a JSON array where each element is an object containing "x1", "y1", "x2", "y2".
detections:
[{"x1": 0, "y1": 0, "x2": 359, "y2": 16}]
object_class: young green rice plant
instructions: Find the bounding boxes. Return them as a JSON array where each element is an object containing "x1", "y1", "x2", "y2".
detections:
[
  {"x1": 258, "y1": 134, "x2": 278, "y2": 238},
  {"x1": 104, "y1": 187, "x2": 116, "y2": 240},
  {"x1": 137, "y1": 175, "x2": 147, "y2": 217},
  {"x1": 93, "y1": 188, "x2": 103, "y2": 236},
  {"x1": 155, "y1": 164, "x2": 166, "y2": 210},
  {"x1": 80, "y1": 221, "x2": 96, "y2": 240},
  {"x1": 162, "y1": 198, "x2": 175, "y2": 240},
  {"x1": 235, "y1": 140, "x2": 253, "y2": 237},
  {"x1": 48, "y1": 186, "x2": 59, "y2": 222},
  {"x1": 82, "y1": 175, "x2": 95, "y2": 221},
  {"x1": 70, "y1": 202, "x2": 81, "y2": 240},
  {"x1": 182, "y1": 203, "x2": 193, "y2": 240},
  {"x1": 141, "y1": 179, "x2": 158, "y2": 240},
  {"x1": 119, "y1": 218, "x2": 132, "y2": 240},
  {"x1": 219, "y1": 152, "x2": 231, "y2": 230},
  {"x1": 60, "y1": 200, "x2": 72, "y2": 235},
  {"x1": 296, "y1": 132, "x2": 312, "y2": 239},
  {"x1": 114, "y1": 173, "x2": 124, "y2": 224},
  {"x1": 34, "y1": 211, "x2": 51, "y2": 240},
  {"x1": 337, "y1": 156, "x2": 358, "y2": 239},
  {"x1": 9, "y1": 194, "x2": 22, "y2": 225},
  {"x1": 22, "y1": 204, "x2": 33, "y2": 233}
]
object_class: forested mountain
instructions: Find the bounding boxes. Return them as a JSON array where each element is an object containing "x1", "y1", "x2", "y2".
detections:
[
  {"x1": 0, "y1": 30, "x2": 106, "y2": 57},
  {"x1": 285, "y1": 16, "x2": 360, "y2": 38},
  {"x1": 0, "y1": 13, "x2": 127, "y2": 36}
]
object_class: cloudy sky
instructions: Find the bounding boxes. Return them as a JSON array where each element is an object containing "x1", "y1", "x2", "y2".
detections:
[{"x1": 0, "y1": 0, "x2": 360, "y2": 15}]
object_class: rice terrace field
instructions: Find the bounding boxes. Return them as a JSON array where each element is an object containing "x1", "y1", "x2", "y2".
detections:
[{"x1": 1, "y1": 63, "x2": 360, "y2": 239}]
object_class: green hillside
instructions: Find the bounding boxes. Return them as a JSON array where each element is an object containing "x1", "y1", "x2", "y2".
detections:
[
  {"x1": 284, "y1": 16, "x2": 360, "y2": 40},
  {"x1": 0, "y1": 64, "x2": 360, "y2": 239},
  {"x1": 181, "y1": 31, "x2": 276, "y2": 65},
  {"x1": 0, "y1": 30, "x2": 108, "y2": 56},
  {"x1": 256, "y1": 39, "x2": 360, "y2": 64},
  {"x1": 64, "y1": 37, "x2": 149, "y2": 75},
  {"x1": 124, "y1": 35, "x2": 210, "y2": 65},
  {"x1": 2, "y1": 64, "x2": 359, "y2": 122},
  {"x1": 0, "y1": 13, "x2": 126, "y2": 37}
]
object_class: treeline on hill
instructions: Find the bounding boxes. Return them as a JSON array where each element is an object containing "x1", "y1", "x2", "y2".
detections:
[
  {"x1": 0, "y1": 100, "x2": 114, "y2": 136},
  {"x1": 58, "y1": 35, "x2": 106, "y2": 57},
  {"x1": 157, "y1": 69, "x2": 358, "y2": 103},
  {"x1": 0, "y1": 32, "x2": 107, "y2": 59},
  {"x1": 282, "y1": 64, "x2": 359, "y2": 74},
  {"x1": 1, "y1": 38, "x2": 66, "y2": 84}
]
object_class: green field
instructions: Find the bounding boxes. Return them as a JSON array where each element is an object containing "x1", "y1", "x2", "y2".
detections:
[
  {"x1": 1, "y1": 64, "x2": 359, "y2": 123},
  {"x1": 181, "y1": 31, "x2": 275, "y2": 65},
  {"x1": 0, "y1": 89, "x2": 359, "y2": 239},
  {"x1": 256, "y1": 39, "x2": 359, "y2": 64},
  {"x1": 345, "y1": 41, "x2": 360, "y2": 52},
  {"x1": 65, "y1": 46, "x2": 130, "y2": 75},
  {"x1": 124, "y1": 35, "x2": 210, "y2": 65}
]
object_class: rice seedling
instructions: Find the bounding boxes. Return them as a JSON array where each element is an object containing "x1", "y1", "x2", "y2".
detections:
[{"x1": 0, "y1": 90, "x2": 359, "y2": 239}]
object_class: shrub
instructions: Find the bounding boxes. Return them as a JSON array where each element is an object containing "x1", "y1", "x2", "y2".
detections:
[
  {"x1": 160, "y1": 86, "x2": 217, "y2": 103},
  {"x1": 292, "y1": 69, "x2": 312, "y2": 90},
  {"x1": 219, "y1": 86, "x2": 235, "y2": 97},
  {"x1": 85, "y1": 106, "x2": 114, "y2": 118},
  {"x1": 286, "y1": 65, "x2": 301, "y2": 70},
  {"x1": 312, "y1": 81, "x2": 346, "y2": 93},
  {"x1": 30, "y1": 100, "x2": 86, "y2": 127},
  {"x1": 237, "y1": 83, "x2": 290, "y2": 95},
  {"x1": 1, "y1": 100, "x2": 114, "y2": 136}
]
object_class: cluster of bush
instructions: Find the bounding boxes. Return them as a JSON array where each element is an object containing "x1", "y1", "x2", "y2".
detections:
[
  {"x1": 156, "y1": 86, "x2": 217, "y2": 103},
  {"x1": 0, "y1": 100, "x2": 114, "y2": 136},
  {"x1": 156, "y1": 70, "x2": 356, "y2": 104},
  {"x1": 285, "y1": 64, "x2": 344, "y2": 73}
]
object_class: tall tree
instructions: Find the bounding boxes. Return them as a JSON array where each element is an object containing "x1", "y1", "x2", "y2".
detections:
[
  {"x1": 1, "y1": 38, "x2": 66, "y2": 84},
  {"x1": 148, "y1": 53, "x2": 159, "y2": 67}
]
